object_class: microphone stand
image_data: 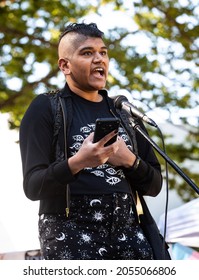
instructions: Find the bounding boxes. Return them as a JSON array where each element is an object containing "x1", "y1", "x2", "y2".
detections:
[{"x1": 128, "y1": 117, "x2": 199, "y2": 195}]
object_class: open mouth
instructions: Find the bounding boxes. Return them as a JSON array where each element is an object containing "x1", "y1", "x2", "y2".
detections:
[{"x1": 93, "y1": 67, "x2": 105, "y2": 77}]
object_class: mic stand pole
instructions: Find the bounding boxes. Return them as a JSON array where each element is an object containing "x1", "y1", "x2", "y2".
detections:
[{"x1": 128, "y1": 117, "x2": 199, "y2": 195}]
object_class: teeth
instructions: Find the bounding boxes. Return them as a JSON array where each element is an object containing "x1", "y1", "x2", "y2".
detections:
[{"x1": 94, "y1": 68, "x2": 103, "y2": 72}]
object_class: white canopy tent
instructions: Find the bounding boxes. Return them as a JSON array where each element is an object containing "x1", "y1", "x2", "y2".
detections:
[{"x1": 158, "y1": 197, "x2": 199, "y2": 248}]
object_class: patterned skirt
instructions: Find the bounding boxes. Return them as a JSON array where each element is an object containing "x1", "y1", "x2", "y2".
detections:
[{"x1": 38, "y1": 192, "x2": 153, "y2": 260}]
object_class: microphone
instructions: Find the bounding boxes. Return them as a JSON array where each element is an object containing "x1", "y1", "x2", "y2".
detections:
[{"x1": 113, "y1": 95, "x2": 157, "y2": 127}]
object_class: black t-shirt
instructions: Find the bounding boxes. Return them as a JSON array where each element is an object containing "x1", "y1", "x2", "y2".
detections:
[
  {"x1": 68, "y1": 93, "x2": 131, "y2": 195},
  {"x1": 19, "y1": 83, "x2": 162, "y2": 214}
]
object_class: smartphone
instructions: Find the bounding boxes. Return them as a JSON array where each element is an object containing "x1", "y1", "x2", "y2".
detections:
[{"x1": 93, "y1": 117, "x2": 120, "y2": 146}]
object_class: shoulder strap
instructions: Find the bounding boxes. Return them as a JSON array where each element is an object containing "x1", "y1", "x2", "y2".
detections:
[
  {"x1": 59, "y1": 96, "x2": 68, "y2": 159},
  {"x1": 58, "y1": 95, "x2": 71, "y2": 217},
  {"x1": 46, "y1": 90, "x2": 71, "y2": 217},
  {"x1": 45, "y1": 90, "x2": 65, "y2": 162},
  {"x1": 46, "y1": 88, "x2": 73, "y2": 158},
  {"x1": 45, "y1": 89, "x2": 62, "y2": 143}
]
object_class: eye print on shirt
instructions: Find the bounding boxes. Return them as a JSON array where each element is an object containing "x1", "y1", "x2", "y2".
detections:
[
  {"x1": 106, "y1": 176, "x2": 121, "y2": 185},
  {"x1": 69, "y1": 142, "x2": 82, "y2": 151},
  {"x1": 91, "y1": 170, "x2": 105, "y2": 177},
  {"x1": 97, "y1": 164, "x2": 109, "y2": 169},
  {"x1": 121, "y1": 134, "x2": 129, "y2": 142},
  {"x1": 80, "y1": 126, "x2": 92, "y2": 133},
  {"x1": 73, "y1": 135, "x2": 85, "y2": 142},
  {"x1": 106, "y1": 168, "x2": 117, "y2": 175}
]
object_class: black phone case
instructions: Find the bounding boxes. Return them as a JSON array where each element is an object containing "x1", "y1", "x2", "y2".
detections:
[{"x1": 93, "y1": 118, "x2": 120, "y2": 146}]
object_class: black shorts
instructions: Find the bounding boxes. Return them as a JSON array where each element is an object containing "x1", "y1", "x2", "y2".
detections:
[{"x1": 38, "y1": 193, "x2": 153, "y2": 260}]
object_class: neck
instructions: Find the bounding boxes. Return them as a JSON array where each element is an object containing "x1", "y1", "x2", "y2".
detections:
[{"x1": 68, "y1": 84, "x2": 103, "y2": 102}]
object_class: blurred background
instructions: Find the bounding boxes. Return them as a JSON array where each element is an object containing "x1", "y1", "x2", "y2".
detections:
[{"x1": 0, "y1": 0, "x2": 199, "y2": 260}]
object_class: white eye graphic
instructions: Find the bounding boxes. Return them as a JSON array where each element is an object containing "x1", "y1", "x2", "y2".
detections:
[
  {"x1": 73, "y1": 135, "x2": 84, "y2": 141},
  {"x1": 88, "y1": 123, "x2": 95, "y2": 130},
  {"x1": 91, "y1": 170, "x2": 104, "y2": 177},
  {"x1": 117, "y1": 169, "x2": 125, "y2": 178},
  {"x1": 70, "y1": 142, "x2": 82, "y2": 150},
  {"x1": 106, "y1": 168, "x2": 117, "y2": 175},
  {"x1": 106, "y1": 176, "x2": 121, "y2": 185},
  {"x1": 97, "y1": 164, "x2": 109, "y2": 169},
  {"x1": 121, "y1": 134, "x2": 129, "y2": 142},
  {"x1": 80, "y1": 126, "x2": 92, "y2": 133}
]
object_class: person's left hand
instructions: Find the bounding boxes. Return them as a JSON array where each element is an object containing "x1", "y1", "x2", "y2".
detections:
[{"x1": 107, "y1": 136, "x2": 136, "y2": 168}]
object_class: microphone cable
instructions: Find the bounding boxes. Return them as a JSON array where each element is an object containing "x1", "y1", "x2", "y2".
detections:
[{"x1": 156, "y1": 124, "x2": 170, "y2": 258}]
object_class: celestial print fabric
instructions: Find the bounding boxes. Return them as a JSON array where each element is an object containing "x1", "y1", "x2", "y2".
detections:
[{"x1": 39, "y1": 193, "x2": 153, "y2": 260}]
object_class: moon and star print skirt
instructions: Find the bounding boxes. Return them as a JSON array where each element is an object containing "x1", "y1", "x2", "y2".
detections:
[{"x1": 38, "y1": 193, "x2": 153, "y2": 260}]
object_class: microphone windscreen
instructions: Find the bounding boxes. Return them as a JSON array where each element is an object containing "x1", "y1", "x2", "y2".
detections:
[{"x1": 113, "y1": 95, "x2": 128, "y2": 109}]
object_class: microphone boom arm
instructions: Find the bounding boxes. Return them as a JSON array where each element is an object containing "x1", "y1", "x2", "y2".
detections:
[{"x1": 128, "y1": 117, "x2": 199, "y2": 195}]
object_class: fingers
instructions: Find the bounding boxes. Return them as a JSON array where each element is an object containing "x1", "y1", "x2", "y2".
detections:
[
  {"x1": 95, "y1": 130, "x2": 118, "y2": 147},
  {"x1": 91, "y1": 130, "x2": 119, "y2": 159},
  {"x1": 75, "y1": 131, "x2": 120, "y2": 169},
  {"x1": 86, "y1": 131, "x2": 118, "y2": 146}
]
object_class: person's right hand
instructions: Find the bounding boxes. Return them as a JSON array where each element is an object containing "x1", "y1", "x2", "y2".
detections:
[{"x1": 68, "y1": 131, "x2": 119, "y2": 174}]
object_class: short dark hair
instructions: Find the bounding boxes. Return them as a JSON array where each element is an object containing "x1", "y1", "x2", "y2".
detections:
[{"x1": 59, "y1": 22, "x2": 104, "y2": 43}]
